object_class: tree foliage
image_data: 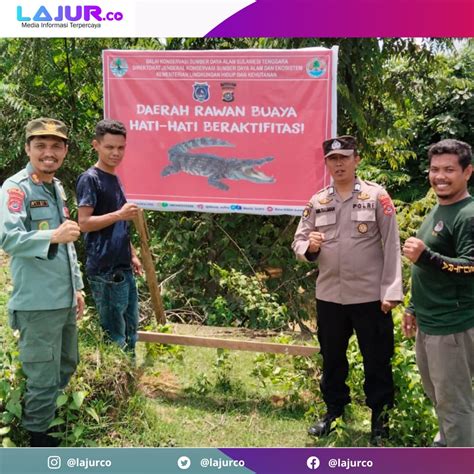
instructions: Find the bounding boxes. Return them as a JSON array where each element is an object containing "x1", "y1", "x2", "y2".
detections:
[{"x1": 1, "y1": 38, "x2": 472, "y2": 327}]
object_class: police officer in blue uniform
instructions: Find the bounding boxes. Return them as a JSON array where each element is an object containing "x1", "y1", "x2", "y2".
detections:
[{"x1": 0, "y1": 118, "x2": 84, "y2": 447}]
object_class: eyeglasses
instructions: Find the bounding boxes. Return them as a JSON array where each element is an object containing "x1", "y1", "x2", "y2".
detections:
[{"x1": 325, "y1": 155, "x2": 353, "y2": 164}]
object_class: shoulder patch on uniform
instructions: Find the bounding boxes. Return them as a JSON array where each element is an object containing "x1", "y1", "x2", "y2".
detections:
[
  {"x1": 7, "y1": 188, "x2": 25, "y2": 213},
  {"x1": 378, "y1": 193, "x2": 395, "y2": 215},
  {"x1": 302, "y1": 202, "x2": 313, "y2": 220}
]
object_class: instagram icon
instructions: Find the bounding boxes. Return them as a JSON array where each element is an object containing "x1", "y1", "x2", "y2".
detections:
[{"x1": 47, "y1": 456, "x2": 61, "y2": 470}]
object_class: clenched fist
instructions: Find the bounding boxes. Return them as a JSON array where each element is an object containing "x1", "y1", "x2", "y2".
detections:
[
  {"x1": 403, "y1": 237, "x2": 426, "y2": 263},
  {"x1": 308, "y1": 231, "x2": 325, "y2": 253},
  {"x1": 51, "y1": 220, "x2": 81, "y2": 244}
]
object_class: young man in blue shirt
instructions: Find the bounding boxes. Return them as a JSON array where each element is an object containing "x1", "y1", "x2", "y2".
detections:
[{"x1": 76, "y1": 119, "x2": 142, "y2": 353}]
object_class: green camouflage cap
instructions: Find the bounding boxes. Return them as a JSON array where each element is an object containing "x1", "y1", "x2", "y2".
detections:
[{"x1": 25, "y1": 117, "x2": 68, "y2": 140}]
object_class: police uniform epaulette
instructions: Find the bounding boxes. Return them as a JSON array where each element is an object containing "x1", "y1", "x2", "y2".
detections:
[
  {"x1": 7, "y1": 169, "x2": 29, "y2": 185},
  {"x1": 316, "y1": 185, "x2": 331, "y2": 195},
  {"x1": 363, "y1": 180, "x2": 382, "y2": 188}
]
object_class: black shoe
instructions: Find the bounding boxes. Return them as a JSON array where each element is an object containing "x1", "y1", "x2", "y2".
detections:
[
  {"x1": 28, "y1": 430, "x2": 60, "y2": 448},
  {"x1": 308, "y1": 413, "x2": 341, "y2": 437},
  {"x1": 370, "y1": 411, "x2": 389, "y2": 446}
]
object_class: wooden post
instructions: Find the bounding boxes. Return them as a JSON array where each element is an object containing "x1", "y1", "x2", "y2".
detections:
[{"x1": 134, "y1": 209, "x2": 166, "y2": 324}]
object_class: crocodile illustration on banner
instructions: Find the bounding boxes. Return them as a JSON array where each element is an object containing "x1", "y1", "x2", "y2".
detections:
[{"x1": 161, "y1": 137, "x2": 275, "y2": 191}]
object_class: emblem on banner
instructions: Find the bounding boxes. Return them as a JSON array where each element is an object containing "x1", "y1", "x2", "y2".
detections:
[
  {"x1": 193, "y1": 83, "x2": 210, "y2": 102},
  {"x1": 306, "y1": 57, "x2": 327, "y2": 78},
  {"x1": 110, "y1": 58, "x2": 128, "y2": 78},
  {"x1": 221, "y1": 82, "x2": 236, "y2": 102}
]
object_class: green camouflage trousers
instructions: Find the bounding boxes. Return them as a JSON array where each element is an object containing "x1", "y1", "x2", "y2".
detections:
[{"x1": 9, "y1": 307, "x2": 78, "y2": 432}]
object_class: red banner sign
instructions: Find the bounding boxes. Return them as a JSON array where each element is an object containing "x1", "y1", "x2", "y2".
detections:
[{"x1": 103, "y1": 48, "x2": 337, "y2": 215}]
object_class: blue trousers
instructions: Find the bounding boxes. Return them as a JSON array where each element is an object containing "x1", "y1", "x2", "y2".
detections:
[{"x1": 88, "y1": 269, "x2": 138, "y2": 352}]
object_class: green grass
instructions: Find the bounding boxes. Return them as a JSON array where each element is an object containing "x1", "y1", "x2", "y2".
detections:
[
  {"x1": 0, "y1": 253, "x2": 436, "y2": 448},
  {"x1": 109, "y1": 343, "x2": 387, "y2": 448},
  {"x1": 136, "y1": 346, "x2": 314, "y2": 447}
]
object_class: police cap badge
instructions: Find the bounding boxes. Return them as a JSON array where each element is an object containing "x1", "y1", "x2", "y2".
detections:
[{"x1": 323, "y1": 135, "x2": 357, "y2": 158}]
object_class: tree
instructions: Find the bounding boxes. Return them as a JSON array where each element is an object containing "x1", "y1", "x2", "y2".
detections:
[{"x1": 1, "y1": 38, "x2": 471, "y2": 327}]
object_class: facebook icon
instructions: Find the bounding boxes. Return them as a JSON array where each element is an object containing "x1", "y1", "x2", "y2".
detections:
[{"x1": 306, "y1": 456, "x2": 320, "y2": 470}]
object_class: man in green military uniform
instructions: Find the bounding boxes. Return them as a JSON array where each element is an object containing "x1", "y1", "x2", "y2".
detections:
[{"x1": 0, "y1": 118, "x2": 84, "y2": 447}]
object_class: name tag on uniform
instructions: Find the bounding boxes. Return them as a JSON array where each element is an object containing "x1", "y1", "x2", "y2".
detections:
[
  {"x1": 315, "y1": 207, "x2": 335, "y2": 214},
  {"x1": 30, "y1": 200, "x2": 49, "y2": 208}
]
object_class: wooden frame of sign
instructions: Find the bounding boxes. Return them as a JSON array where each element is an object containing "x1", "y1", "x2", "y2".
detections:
[{"x1": 133, "y1": 209, "x2": 318, "y2": 357}]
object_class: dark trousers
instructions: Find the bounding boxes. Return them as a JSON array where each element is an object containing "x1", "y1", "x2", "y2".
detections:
[{"x1": 316, "y1": 299, "x2": 394, "y2": 414}]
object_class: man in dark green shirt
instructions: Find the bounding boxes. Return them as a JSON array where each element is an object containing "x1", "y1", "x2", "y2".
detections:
[{"x1": 402, "y1": 139, "x2": 473, "y2": 447}]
